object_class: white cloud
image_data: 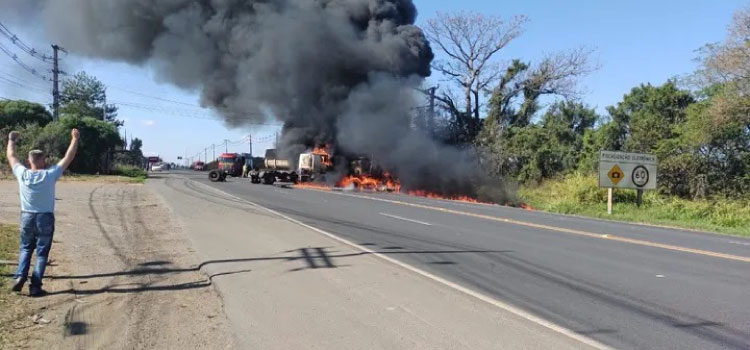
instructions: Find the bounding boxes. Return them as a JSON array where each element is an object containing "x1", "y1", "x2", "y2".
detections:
[{"x1": 142, "y1": 120, "x2": 156, "y2": 127}]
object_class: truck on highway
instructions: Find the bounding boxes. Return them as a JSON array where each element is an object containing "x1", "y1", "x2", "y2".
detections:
[
  {"x1": 249, "y1": 149, "x2": 331, "y2": 185},
  {"x1": 208, "y1": 153, "x2": 252, "y2": 182},
  {"x1": 191, "y1": 161, "x2": 205, "y2": 171}
]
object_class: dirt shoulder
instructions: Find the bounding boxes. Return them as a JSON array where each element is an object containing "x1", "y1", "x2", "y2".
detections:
[{"x1": 0, "y1": 180, "x2": 234, "y2": 350}]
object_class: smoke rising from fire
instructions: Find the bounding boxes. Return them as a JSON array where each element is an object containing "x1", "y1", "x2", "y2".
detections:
[{"x1": 9, "y1": 0, "x2": 511, "y2": 201}]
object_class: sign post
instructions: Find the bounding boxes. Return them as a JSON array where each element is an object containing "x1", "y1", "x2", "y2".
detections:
[{"x1": 599, "y1": 151, "x2": 658, "y2": 214}]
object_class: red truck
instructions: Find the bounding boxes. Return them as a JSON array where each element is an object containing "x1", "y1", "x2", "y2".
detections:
[
  {"x1": 191, "y1": 161, "x2": 205, "y2": 171},
  {"x1": 209, "y1": 153, "x2": 252, "y2": 182}
]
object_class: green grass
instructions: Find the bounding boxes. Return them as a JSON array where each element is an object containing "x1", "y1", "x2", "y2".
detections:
[
  {"x1": 110, "y1": 164, "x2": 148, "y2": 180},
  {"x1": 0, "y1": 223, "x2": 19, "y2": 294},
  {"x1": 520, "y1": 173, "x2": 750, "y2": 237},
  {"x1": 0, "y1": 223, "x2": 19, "y2": 347},
  {"x1": 61, "y1": 173, "x2": 146, "y2": 184}
]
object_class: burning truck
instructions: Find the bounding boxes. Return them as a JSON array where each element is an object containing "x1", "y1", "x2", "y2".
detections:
[{"x1": 240, "y1": 146, "x2": 400, "y2": 193}]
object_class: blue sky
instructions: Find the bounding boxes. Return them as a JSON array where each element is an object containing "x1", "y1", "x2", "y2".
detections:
[{"x1": 0, "y1": 1, "x2": 745, "y2": 164}]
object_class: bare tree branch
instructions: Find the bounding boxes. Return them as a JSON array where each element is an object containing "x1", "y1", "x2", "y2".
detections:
[
  {"x1": 698, "y1": 7, "x2": 750, "y2": 93},
  {"x1": 425, "y1": 11, "x2": 528, "y2": 119}
]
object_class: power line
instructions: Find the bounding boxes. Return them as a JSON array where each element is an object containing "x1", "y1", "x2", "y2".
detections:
[
  {"x1": 0, "y1": 21, "x2": 53, "y2": 63},
  {"x1": 0, "y1": 74, "x2": 49, "y2": 93},
  {"x1": 0, "y1": 41, "x2": 51, "y2": 81},
  {"x1": 111, "y1": 99, "x2": 283, "y2": 126},
  {"x1": 109, "y1": 85, "x2": 205, "y2": 108},
  {"x1": 0, "y1": 93, "x2": 51, "y2": 105},
  {"x1": 0, "y1": 69, "x2": 47, "y2": 89}
]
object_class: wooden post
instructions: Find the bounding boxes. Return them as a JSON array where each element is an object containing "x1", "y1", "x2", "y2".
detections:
[
  {"x1": 607, "y1": 188, "x2": 613, "y2": 215},
  {"x1": 636, "y1": 189, "x2": 643, "y2": 208}
]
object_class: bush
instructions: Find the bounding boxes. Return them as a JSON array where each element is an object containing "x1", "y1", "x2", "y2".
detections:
[
  {"x1": 520, "y1": 172, "x2": 750, "y2": 236},
  {"x1": 111, "y1": 164, "x2": 147, "y2": 179}
]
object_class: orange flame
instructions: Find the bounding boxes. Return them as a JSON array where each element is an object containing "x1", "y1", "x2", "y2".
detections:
[
  {"x1": 312, "y1": 145, "x2": 333, "y2": 167},
  {"x1": 336, "y1": 174, "x2": 401, "y2": 192},
  {"x1": 295, "y1": 182, "x2": 333, "y2": 191},
  {"x1": 406, "y1": 190, "x2": 495, "y2": 204}
]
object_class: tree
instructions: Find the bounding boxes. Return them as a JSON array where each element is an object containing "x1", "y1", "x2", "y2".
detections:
[
  {"x1": 425, "y1": 12, "x2": 527, "y2": 121},
  {"x1": 38, "y1": 115, "x2": 124, "y2": 173},
  {"x1": 129, "y1": 137, "x2": 144, "y2": 165},
  {"x1": 482, "y1": 48, "x2": 596, "y2": 130},
  {"x1": 697, "y1": 7, "x2": 750, "y2": 93},
  {"x1": 0, "y1": 100, "x2": 52, "y2": 130},
  {"x1": 478, "y1": 101, "x2": 599, "y2": 183},
  {"x1": 61, "y1": 71, "x2": 120, "y2": 125},
  {"x1": 0, "y1": 100, "x2": 52, "y2": 172}
]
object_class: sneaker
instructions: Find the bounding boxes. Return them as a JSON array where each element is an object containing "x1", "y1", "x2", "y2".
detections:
[
  {"x1": 29, "y1": 285, "x2": 46, "y2": 297},
  {"x1": 11, "y1": 278, "x2": 25, "y2": 292}
]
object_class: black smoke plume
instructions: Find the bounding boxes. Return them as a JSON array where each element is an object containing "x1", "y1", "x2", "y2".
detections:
[{"x1": 8, "y1": 0, "x2": 511, "y2": 201}]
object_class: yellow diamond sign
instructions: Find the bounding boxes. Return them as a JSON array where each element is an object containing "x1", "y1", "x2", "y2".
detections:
[{"x1": 608, "y1": 165, "x2": 624, "y2": 185}]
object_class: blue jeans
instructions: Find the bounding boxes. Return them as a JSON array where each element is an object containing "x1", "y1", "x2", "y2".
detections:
[{"x1": 14, "y1": 212, "x2": 55, "y2": 287}]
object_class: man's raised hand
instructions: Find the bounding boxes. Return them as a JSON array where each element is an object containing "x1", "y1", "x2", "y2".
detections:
[
  {"x1": 8, "y1": 131, "x2": 20, "y2": 142},
  {"x1": 71, "y1": 129, "x2": 80, "y2": 140}
]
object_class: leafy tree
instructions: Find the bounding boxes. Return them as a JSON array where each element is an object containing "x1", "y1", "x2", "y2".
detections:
[
  {"x1": 584, "y1": 82, "x2": 695, "y2": 196},
  {"x1": 128, "y1": 137, "x2": 144, "y2": 165},
  {"x1": 613, "y1": 81, "x2": 694, "y2": 153},
  {"x1": 61, "y1": 71, "x2": 120, "y2": 125},
  {"x1": 0, "y1": 100, "x2": 52, "y2": 130},
  {"x1": 35, "y1": 115, "x2": 123, "y2": 173},
  {"x1": 682, "y1": 85, "x2": 750, "y2": 197},
  {"x1": 478, "y1": 101, "x2": 599, "y2": 183}
]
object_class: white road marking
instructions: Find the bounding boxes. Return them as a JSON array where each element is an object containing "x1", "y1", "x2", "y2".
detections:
[
  {"x1": 190, "y1": 179, "x2": 613, "y2": 350},
  {"x1": 656, "y1": 275, "x2": 665, "y2": 278},
  {"x1": 728, "y1": 240, "x2": 750, "y2": 246},
  {"x1": 379, "y1": 212, "x2": 432, "y2": 226}
]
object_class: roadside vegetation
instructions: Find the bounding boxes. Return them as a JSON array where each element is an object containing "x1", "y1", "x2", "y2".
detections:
[
  {"x1": 0, "y1": 223, "x2": 21, "y2": 346},
  {"x1": 421, "y1": 7, "x2": 750, "y2": 233},
  {"x1": 0, "y1": 72, "x2": 146, "y2": 180},
  {"x1": 110, "y1": 164, "x2": 148, "y2": 182},
  {"x1": 0, "y1": 223, "x2": 18, "y2": 290},
  {"x1": 520, "y1": 174, "x2": 750, "y2": 237}
]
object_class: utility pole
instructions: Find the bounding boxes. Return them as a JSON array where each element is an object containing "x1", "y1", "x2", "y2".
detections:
[
  {"x1": 51, "y1": 44, "x2": 64, "y2": 121},
  {"x1": 275, "y1": 131, "x2": 279, "y2": 148},
  {"x1": 224, "y1": 139, "x2": 230, "y2": 153},
  {"x1": 416, "y1": 86, "x2": 438, "y2": 137},
  {"x1": 212, "y1": 144, "x2": 216, "y2": 161},
  {"x1": 248, "y1": 135, "x2": 253, "y2": 157},
  {"x1": 427, "y1": 86, "x2": 437, "y2": 137},
  {"x1": 205, "y1": 148, "x2": 208, "y2": 163}
]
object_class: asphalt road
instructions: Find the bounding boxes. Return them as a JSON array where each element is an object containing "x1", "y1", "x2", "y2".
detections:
[{"x1": 176, "y1": 171, "x2": 749, "y2": 350}]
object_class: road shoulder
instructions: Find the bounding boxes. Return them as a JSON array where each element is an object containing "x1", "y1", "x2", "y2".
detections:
[{"x1": 0, "y1": 180, "x2": 235, "y2": 350}]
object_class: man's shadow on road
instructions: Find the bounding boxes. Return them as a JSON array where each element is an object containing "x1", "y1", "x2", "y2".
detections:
[{"x1": 2, "y1": 247, "x2": 513, "y2": 295}]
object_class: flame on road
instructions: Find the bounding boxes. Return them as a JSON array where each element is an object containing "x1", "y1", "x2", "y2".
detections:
[
  {"x1": 336, "y1": 174, "x2": 401, "y2": 192},
  {"x1": 406, "y1": 190, "x2": 495, "y2": 205}
]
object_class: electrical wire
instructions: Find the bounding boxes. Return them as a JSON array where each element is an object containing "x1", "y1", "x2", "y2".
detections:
[
  {"x1": 111, "y1": 99, "x2": 283, "y2": 126},
  {"x1": 0, "y1": 41, "x2": 51, "y2": 81},
  {"x1": 108, "y1": 85, "x2": 205, "y2": 108},
  {"x1": 0, "y1": 21, "x2": 53, "y2": 63},
  {"x1": 0, "y1": 74, "x2": 49, "y2": 93},
  {"x1": 0, "y1": 69, "x2": 48, "y2": 90}
]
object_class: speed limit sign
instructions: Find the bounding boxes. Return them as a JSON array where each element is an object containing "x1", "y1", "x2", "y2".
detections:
[
  {"x1": 599, "y1": 151, "x2": 657, "y2": 189},
  {"x1": 631, "y1": 166, "x2": 649, "y2": 188}
]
